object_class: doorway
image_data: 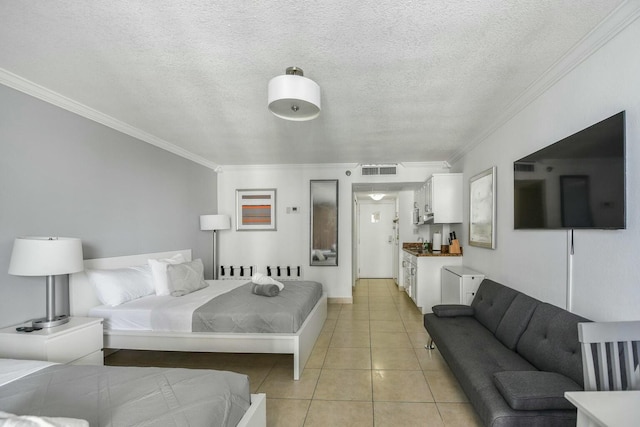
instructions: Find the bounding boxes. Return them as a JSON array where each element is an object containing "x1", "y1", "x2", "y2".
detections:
[{"x1": 357, "y1": 200, "x2": 396, "y2": 278}]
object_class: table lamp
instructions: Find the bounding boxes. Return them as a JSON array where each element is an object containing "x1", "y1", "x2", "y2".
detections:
[
  {"x1": 200, "y1": 214, "x2": 230, "y2": 280},
  {"x1": 8, "y1": 237, "x2": 84, "y2": 328}
]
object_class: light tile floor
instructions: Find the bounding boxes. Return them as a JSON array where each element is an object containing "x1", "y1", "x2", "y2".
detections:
[{"x1": 106, "y1": 278, "x2": 482, "y2": 426}]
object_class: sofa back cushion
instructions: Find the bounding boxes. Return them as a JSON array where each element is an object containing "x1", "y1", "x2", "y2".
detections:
[
  {"x1": 495, "y1": 293, "x2": 540, "y2": 350},
  {"x1": 470, "y1": 279, "x2": 519, "y2": 334},
  {"x1": 516, "y1": 303, "x2": 589, "y2": 386}
]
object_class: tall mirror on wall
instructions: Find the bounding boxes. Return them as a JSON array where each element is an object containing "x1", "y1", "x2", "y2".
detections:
[{"x1": 310, "y1": 180, "x2": 338, "y2": 266}]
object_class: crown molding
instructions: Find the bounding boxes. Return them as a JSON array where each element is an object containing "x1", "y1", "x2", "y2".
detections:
[
  {"x1": 0, "y1": 69, "x2": 219, "y2": 171},
  {"x1": 448, "y1": 0, "x2": 640, "y2": 165}
]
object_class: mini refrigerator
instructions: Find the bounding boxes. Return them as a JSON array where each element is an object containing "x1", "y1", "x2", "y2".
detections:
[{"x1": 441, "y1": 266, "x2": 485, "y2": 305}]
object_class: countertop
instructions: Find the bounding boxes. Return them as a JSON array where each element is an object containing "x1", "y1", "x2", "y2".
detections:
[{"x1": 402, "y1": 243, "x2": 463, "y2": 257}]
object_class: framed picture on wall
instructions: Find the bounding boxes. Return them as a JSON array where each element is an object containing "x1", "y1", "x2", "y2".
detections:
[
  {"x1": 469, "y1": 166, "x2": 496, "y2": 249},
  {"x1": 236, "y1": 189, "x2": 277, "y2": 231}
]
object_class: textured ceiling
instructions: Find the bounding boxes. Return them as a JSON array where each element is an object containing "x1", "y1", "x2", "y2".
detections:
[{"x1": 0, "y1": 1, "x2": 625, "y2": 167}]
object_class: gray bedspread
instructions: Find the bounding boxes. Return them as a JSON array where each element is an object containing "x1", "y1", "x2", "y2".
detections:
[
  {"x1": 0, "y1": 364, "x2": 250, "y2": 427},
  {"x1": 193, "y1": 281, "x2": 323, "y2": 333}
]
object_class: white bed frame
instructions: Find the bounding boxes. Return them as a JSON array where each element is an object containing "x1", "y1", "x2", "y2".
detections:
[
  {"x1": 239, "y1": 393, "x2": 266, "y2": 427},
  {"x1": 69, "y1": 249, "x2": 328, "y2": 384}
]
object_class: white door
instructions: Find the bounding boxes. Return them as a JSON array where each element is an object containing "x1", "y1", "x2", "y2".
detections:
[{"x1": 358, "y1": 201, "x2": 395, "y2": 278}]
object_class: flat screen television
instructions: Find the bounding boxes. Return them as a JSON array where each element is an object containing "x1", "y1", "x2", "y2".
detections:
[{"x1": 514, "y1": 111, "x2": 625, "y2": 230}]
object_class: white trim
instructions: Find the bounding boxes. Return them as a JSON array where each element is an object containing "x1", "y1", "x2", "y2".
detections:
[
  {"x1": 0, "y1": 70, "x2": 219, "y2": 171},
  {"x1": 448, "y1": 0, "x2": 640, "y2": 164}
]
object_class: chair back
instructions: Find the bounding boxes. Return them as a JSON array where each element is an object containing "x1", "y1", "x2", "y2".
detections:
[{"x1": 578, "y1": 321, "x2": 640, "y2": 391}]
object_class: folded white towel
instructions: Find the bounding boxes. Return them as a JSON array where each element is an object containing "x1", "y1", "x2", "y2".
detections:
[{"x1": 251, "y1": 273, "x2": 284, "y2": 291}]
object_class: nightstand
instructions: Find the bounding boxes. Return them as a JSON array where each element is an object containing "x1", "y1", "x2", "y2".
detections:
[{"x1": 0, "y1": 317, "x2": 104, "y2": 365}]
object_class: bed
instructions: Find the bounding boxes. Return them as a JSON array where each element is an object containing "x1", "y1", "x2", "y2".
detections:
[
  {"x1": 0, "y1": 358, "x2": 266, "y2": 427},
  {"x1": 69, "y1": 249, "x2": 328, "y2": 381}
]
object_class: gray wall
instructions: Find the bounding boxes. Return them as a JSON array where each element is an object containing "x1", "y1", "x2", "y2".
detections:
[{"x1": 0, "y1": 85, "x2": 217, "y2": 328}]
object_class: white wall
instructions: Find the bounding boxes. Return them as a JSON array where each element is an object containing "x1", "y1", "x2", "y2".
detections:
[
  {"x1": 455, "y1": 14, "x2": 640, "y2": 321},
  {"x1": 217, "y1": 163, "x2": 447, "y2": 299}
]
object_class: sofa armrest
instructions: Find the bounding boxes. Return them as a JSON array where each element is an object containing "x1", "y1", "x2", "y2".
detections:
[
  {"x1": 493, "y1": 371, "x2": 582, "y2": 411},
  {"x1": 432, "y1": 304, "x2": 474, "y2": 317}
]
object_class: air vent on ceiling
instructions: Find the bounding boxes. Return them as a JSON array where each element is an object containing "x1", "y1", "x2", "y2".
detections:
[
  {"x1": 514, "y1": 162, "x2": 535, "y2": 172},
  {"x1": 361, "y1": 164, "x2": 398, "y2": 176}
]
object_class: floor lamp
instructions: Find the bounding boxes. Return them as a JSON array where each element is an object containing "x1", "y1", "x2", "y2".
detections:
[
  {"x1": 8, "y1": 237, "x2": 84, "y2": 328},
  {"x1": 200, "y1": 214, "x2": 231, "y2": 280}
]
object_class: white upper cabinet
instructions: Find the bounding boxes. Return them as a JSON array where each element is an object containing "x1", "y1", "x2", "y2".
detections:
[{"x1": 422, "y1": 173, "x2": 463, "y2": 224}]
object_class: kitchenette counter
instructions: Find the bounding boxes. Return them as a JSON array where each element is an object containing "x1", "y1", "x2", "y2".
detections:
[{"x1": 403, "y1": 243, "x2": 463, "y2": 257}]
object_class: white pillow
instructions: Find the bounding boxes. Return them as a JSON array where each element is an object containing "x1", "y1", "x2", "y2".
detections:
[
  {"x1": 166, "y1": 258, "x2": 208, "y2": 297},
  {"x1": 148, "y1": 253, "x2": 186, "y2": 296},
  {"x1": 86, "y1": 265, "x2": 154, "y2": 306}
]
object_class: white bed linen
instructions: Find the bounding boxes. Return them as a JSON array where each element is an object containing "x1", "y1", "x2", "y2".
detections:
[
  {"x1": 88, "y1": 280, "x2": 247, "y2": 332},
  {"x1": 0, "y1": 359, "x2": 55, "y2": 387}
]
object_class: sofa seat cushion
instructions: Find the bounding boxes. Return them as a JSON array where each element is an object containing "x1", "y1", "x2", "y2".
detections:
[
  {"x1": 424, "y1": 315, "x2": 537, "y2": 384},
  {"x1": 493, "y1": 371, "x2": 582, "y2": 411}
]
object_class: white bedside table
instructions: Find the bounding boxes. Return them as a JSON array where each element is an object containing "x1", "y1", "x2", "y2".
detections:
[{"x1": 0, "y1": 317, "x2": 104, "y2": 365}]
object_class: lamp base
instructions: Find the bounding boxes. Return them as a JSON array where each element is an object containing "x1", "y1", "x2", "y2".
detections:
[{"x1": 32, "y1": 314, "x2": 69, "y2": 328}]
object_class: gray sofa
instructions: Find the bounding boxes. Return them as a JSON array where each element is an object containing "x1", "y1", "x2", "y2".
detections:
[{"x1": 423, "y1": 279, "x2": 589, "y2": 427}]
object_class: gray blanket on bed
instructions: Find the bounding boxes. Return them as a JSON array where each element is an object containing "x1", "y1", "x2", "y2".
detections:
[
  {"x1": 0, "y1": 364, "x2": 250, "y2": 427},
  {"x1": 192, "y1": 281, "x2": 323, "y2": 333}
]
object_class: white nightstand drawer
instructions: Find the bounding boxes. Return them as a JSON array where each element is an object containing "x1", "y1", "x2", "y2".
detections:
[
  {"x1": 46, "y1": 321, "x2": 103, "y2": 363},
  {"x1": 0, "y1": 317, "x2": 104, "y2": 365}
]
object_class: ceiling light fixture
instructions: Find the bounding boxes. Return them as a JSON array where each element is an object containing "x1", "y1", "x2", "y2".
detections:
[
  {"x1": 369, "y1": 193, "x2": 385, "y2": 201},
  {"x1": 268, "y1": 67, "x2": 321, "y2": 121}
]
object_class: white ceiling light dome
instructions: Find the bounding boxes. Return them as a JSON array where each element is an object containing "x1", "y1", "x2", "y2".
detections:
[{"x1": 268, "y1": 67, "x2": 321, "y2": 121}]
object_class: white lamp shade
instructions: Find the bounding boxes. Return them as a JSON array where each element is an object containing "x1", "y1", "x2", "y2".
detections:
[
  {"x1": 200, "y1": 214, "x2": 231, "y2": 231},
  {"x1": 8, "y1": 237, "x2": 84, "y2": 276},
  {"x1": 268, "y1": 74, "x2": 321, "y2": 121}
]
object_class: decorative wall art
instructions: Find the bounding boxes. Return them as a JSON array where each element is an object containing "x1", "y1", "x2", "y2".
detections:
[
  {"x1": 469, "y1": 167, "x2": 496, "y2": 249},
  {"x1": 236, "y1": 189, "x2": 277, "y2": 231}
]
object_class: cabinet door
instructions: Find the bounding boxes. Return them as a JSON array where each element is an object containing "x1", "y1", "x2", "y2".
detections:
[{"x1": 432, "y1": 174, "x2": 463, "y2": 223}]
